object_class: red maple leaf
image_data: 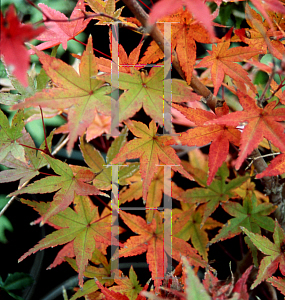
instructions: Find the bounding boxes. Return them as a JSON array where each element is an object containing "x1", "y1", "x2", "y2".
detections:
[
  {"x1": 116, "y1": 210, "x2": 206, "y2": 290},
  {"x1": 169, "y1": 102, "x2": 241, "y2": 185},
  {"x1": 0, "y1": 5, "x2": 45, "y2": 86},
  {"x1": 31, "y1": 0, "x2": 90, "y2": 52},
  {"x1": 256, "y1": 153, "x2": 285, "y2": 178},
  {"x1": 206, "y1": 92, "x2": 285, "y2": 170}
]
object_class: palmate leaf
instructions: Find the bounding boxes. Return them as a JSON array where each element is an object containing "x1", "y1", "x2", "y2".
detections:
[
  {"x1": 233, "y1": 4, "x2": 285, "y2": 60},
  {"x1": 210, "y1": 194, "x2": 276, "y2": 265},
  {"x1": 242, "y1": 221, "x2": 285, "y2": 289},
  {"x1": 169, "y1": 102, "x2": 241, "y2": 185},
  {"x1": 111, "y1": 120, "x2": 193, "y2": 201},
  {"x1": 101, "y1": 63, "x2": 199, "y2": 126},
  {"x1": 31, "y1": 0, "x2": 90, "y2": 51},
  {"x1": 9, "y1": 153, "x2": 101, "y2": 224},
  {"x1": 148, "y1": 0, "x2": 216, "y2": 41},
  {"x1": 0, "y1": 130, "x2": 53, "y2": 187},
  {"x1": 0, "y1": 5, "x2": 45, "y2": 87},
  {"x1": 141, "y1": 8, "x2": 212, "y2": 84},
  {"x1": 206, "y1": 91, "x2": 285, "y2": 170},
  {"x1": 0, "y1": 109, "x2": 26, "y2": 163},
  {"x1": 173, "y1": 202, "x2": 223, "y2": 261},
  {"x1": 174, "y1": 163, "x2": 249, "y2": 226},
  {"x1": 256, "y1": 153, "x2": 285, "y2": 178},
  {"x1": 18, "y1": 195, "x2": 113, "y2": 287},
  {"x1": 196, "y1": 28, "x2": 262, "y2": 96},
  {"x1": 66, "y1": 249, "x2": 114, "y2": 300},
  {"x1": 12, "y1": 36, "x2": 112, "y2": 153},
  {"x1": 116, "y1": 210, "x2": 206, "y2": 290},
  {"x1": 80, "y1": 127, "x2": 140, "y2": 190}
]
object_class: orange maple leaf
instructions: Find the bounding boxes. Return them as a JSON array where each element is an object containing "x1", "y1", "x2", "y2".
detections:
[
  {"x1": 168, "y1": 102, "x2": 241, "y2": 185},
  {"x1": 206, "y1": 92, "x2": 285, "y2": 170},
  {"x1": 233, "y1": 4, "x2": 285, "y2": 60},
  {"x1": 141, "y1": 8, "x2": 212, "y2": 85},
  {"x1": 196, "y1": 28, "x2": 262, "y2": 96},
  {"x1": 116, "y1": 210, "x2": 206, "y2": 290},
  {"x1": 111, "y1": 120, "x2": 193, "y2": 201},
  {"x1": 18, "y1": 195, "x2": 113, "y2": 287},
  {"x1": 256, "y1": 153, "x2": 285, "y2": 179}
]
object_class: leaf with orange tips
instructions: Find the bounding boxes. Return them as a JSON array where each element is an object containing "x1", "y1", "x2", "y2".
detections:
[
  {"x1": 196, "y1": 28, "x2": 262, "y2": 96},
  {"x1": 116, "y1": 210, "x2": 206, "y2": 290},
  {"x1": 111, "y1": 120, "x2": 193, "y2": 201},
  {"x1": 18, "y1": 195, "x2": 113, "y2": 287},
  {"x1": 205, "y1": 92, "x2": 285, "y2": 170},
  {"x1": 11, "y1": 36, "x2": 112, "y2": 154}
]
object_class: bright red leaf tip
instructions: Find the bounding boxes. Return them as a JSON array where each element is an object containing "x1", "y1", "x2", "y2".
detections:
[
  {"x1": 0, "y1": 4, "x2": 46, "y2": 87},
  {"x1": 31, "y1": 0, "x2": 90, "y2": 52}
]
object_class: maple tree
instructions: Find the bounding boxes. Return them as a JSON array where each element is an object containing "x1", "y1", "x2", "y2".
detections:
[{"x1": 1, "y1": 0, "x2": 285, "y2": 299}]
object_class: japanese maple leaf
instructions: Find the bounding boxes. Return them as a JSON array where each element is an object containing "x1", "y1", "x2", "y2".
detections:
[
  {"x1": 169, "y1": 102, "x2": 241, "y2": 185},
  {"x1": 80, "y1": 128, "x2": 140, "y2": 190},
  {"x1": 119, "y1": 167, "x2": 173, "y2": 223},
  {"x1": 31, "y1": 0, "x2": 90, "y2": 52},
  {"x1": 108, "y1": 266, "x2": 143, "y2": 300},
  {"x1": 267, "y1": 276, "x2": 285, "y2": 297},
  {"x1": 0, "y1": 130, "x2": 53, "y2": 187},
  {"x1": 9, "y1": 153, "x2": 101, "y2": 224},
  {"x1": 65, "y1": 249, "x2": 115, "y2": 300},
  {"x1": 242, "y1": 220, "x2": 285, "y2": 289},
  {"x1": 141, "y1": 9, "x2": 212, "y2": 85},
  {"x1": 116, "y1": 210, "x2": 206, "y2": 290},
  {"x1": 233, "y1": 4, "x2": 285, "y2": 60},
  {"x1": 101, "y1": 64, "x2": 199, "y2": 126},
  {"x1": 0, "y1": 5, "x2": 45, "y2": 87},
  {"x1": 173, "y1": 202, "x2": 222, "y2": 260},
  {"x1": 0, "y1": 109, "x2": 26, "y2": 163},
  {"x1": 206, "y1": 92, "x2": 285, "y2": 170},
  {"x1": 148, "y1": 0, "x2": 215, "y2": 41},
  {"x1": 18, "y1": 195, "x2": 112, "y2": 287},
  {"x1": 111, "y1": 120, "x2": 193, "y2": 201},
  {"x1": 173, "y1": 163, "x2": 249, "y2": 226},
  {"x1": 196, "y1": 28, "x2": 262, "y2": 96},
  {"x1": 210, "y1": 194, "x2": 276, "y2": 249},
  {"x1": 96, "y1": 42, "x2": 143, "y2": 74},
  {"x1": 86, "y1": 0, "x2": 124, "y2": 25},
  {"x1": 256, "y1": 153, "x2": 285, "y2": 179},
  {"x1": 12, "y1": 36, "x2": 112, "y2": 153}
]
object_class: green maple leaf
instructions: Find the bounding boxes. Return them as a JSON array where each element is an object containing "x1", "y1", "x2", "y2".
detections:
[
  {"x1": 101, "y1": 65, "x2": 199, "y2": 125},
  {"x1": 111, "y1": 119, "x2": 193, "y2": 201},
  {"x1": 9, "y1": 153, "x2": 101, "y2": 224},
  {"x1": 0, "y1": 109, "x2": 25, "y2": 163},
  {"x1": 66, "y1": 248, "x2": 114, "y2": 300},
  {"x1": 174, "y1": 163, "x2": 249, "y2": 226},
  {"x1": 80, "y1": 126, "x2": 139, "y2": 190},
  {"x1": 18, "y1": 195, "x2": 113, "y2": 287},
  {"x1": 11, "y1": 36, "x2": 112, "y2": 154},
  {"x1": 210, "y1": 193, "x2": 275, "y2": 244},
  {"x1": 173, "y1": 202, "x2": 222, "y2": 260},
  {"x1": 242, "y1": 221, "x2": 285, "y2": 289},
  {"x1": 0, "y1": 130, "x2": 54, "y2": 187}
]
